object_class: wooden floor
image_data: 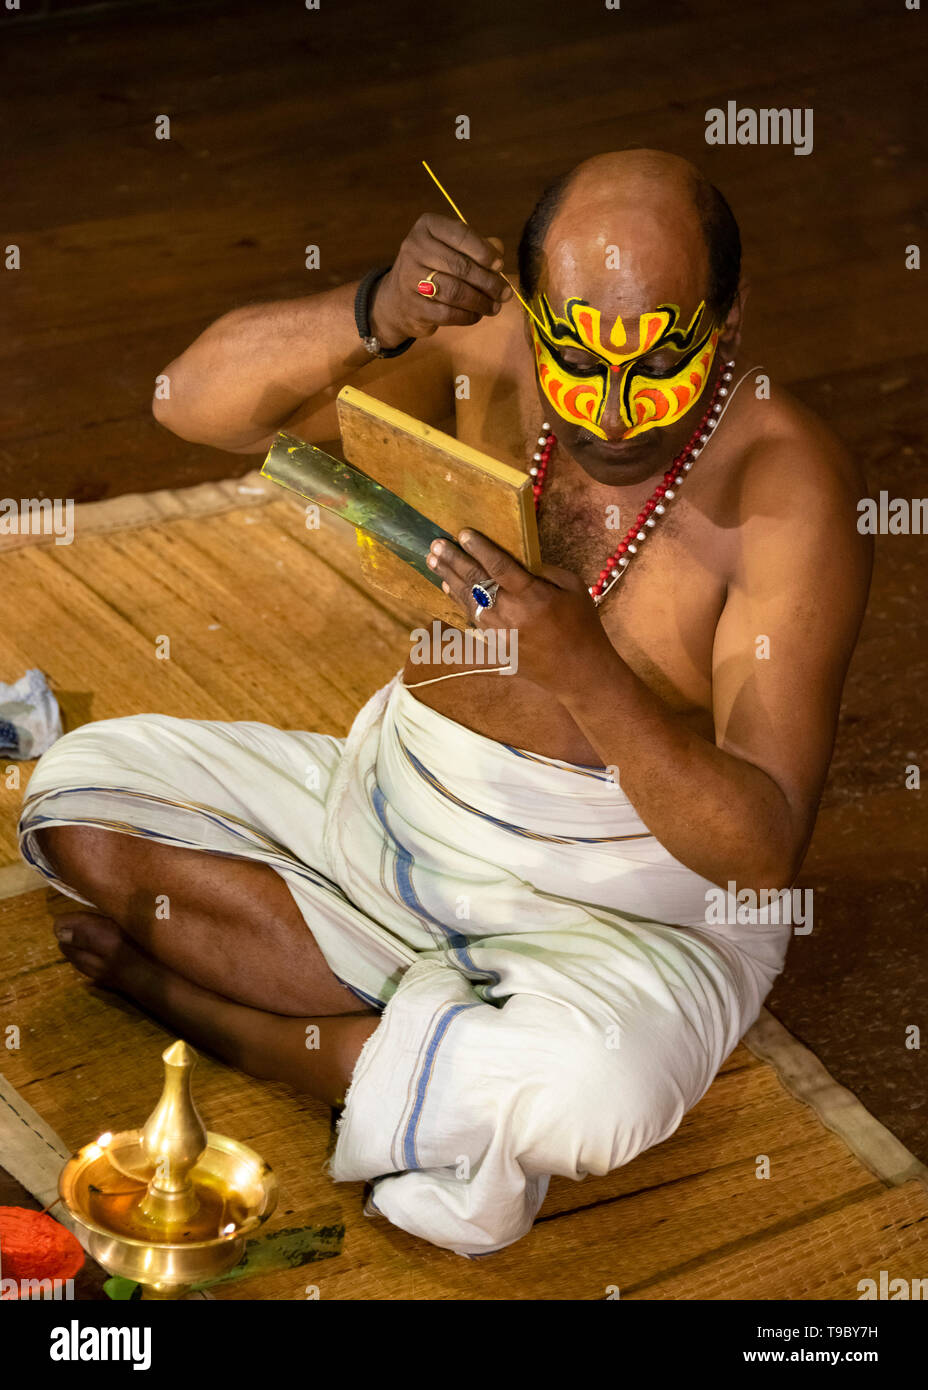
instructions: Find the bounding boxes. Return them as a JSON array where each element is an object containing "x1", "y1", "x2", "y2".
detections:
[
  {"x1": 3, "y1": 0, "x2": 925, "y2": 499},
  {"x1": 2, "y1": 0, "x2": 926, "y2": 1289},
  {"x1": 1, "y1": 492, "x2": 927, "y2": 1299},
  {"x1": 2, "y1": 0, "x2": 926, "y2": 1152}
]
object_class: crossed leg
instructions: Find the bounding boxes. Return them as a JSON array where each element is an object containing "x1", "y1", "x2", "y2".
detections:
[{"x1": 36, "y1": 825, "x2": 380, "y2": 1106}]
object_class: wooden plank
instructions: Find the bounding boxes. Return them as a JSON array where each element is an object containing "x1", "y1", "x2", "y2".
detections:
[
  {"x1": 334, "y1": 386, "x2": 540, "y2": 625},
  {"x1": 336, "y1": 387, "x2": 540, "y2": 568}
]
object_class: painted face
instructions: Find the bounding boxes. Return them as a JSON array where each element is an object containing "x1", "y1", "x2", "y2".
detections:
[{"x1": 530, "y1": 293, "x2": 719, "y2": 440}]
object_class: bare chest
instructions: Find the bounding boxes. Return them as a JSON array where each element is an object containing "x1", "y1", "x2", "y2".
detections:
[
  {"x1": 403, "y1": 328, "x2": 732, "y2": 758},
  {"x1": 454, "y1": 341, "x2": 726, "y2": 710}
]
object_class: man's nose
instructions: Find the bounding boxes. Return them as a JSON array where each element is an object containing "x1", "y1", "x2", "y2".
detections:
[{"x1": 599, "y1": 366, "x2": 630, "y2": 440}]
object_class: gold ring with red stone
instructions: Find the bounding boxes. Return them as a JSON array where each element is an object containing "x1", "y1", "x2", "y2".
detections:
[{"x1": 416, "y1": 271, "x2": 439, "y2": 297}]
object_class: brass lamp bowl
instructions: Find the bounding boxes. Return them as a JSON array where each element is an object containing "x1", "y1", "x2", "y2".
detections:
[{"x1": 59, "y1": 1041, "x2": 278, "y2": 1298}]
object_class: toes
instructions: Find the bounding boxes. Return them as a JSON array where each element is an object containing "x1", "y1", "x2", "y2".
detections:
[
  {"x1": 53, "y1": 911, "x2": 128, "y2": 986},
  {"x1": 58, "y1": 942, "x2": 108, "y2": 983},
  {"x1": 53, "y1": 911, "x2": 123, "y2": 957}
]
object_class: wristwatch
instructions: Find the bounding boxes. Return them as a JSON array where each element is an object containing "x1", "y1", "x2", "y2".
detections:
[{"x1": 354, "y1": 265, "x2": 415, "y2": 358}]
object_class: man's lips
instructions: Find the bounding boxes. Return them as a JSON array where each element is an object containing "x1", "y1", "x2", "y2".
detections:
[{"x1": 577, "y1": 433, "x2": 651, "y2": 458}]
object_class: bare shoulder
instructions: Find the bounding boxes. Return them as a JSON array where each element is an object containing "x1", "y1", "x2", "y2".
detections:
[{"x1": 725, "y1": 379, "x2": 873, "y2": 597}]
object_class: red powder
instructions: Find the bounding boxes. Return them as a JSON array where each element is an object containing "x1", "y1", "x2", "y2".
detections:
[{"x1": 0, "y1": 1206, "x2": 85, "y2": 1296}]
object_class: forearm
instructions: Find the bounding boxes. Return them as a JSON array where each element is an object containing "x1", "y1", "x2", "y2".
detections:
[
  {"x1": 152, "y1": 280, "x2": 375, "y2": 450},
  {"x1": 557, "y1": 644, "x2": 801, "y2": 890}
]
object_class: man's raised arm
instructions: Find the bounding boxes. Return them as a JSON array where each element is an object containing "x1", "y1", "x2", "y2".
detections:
[{"x1": 152, "y1": 213, "x2": 512, "y2": 455}]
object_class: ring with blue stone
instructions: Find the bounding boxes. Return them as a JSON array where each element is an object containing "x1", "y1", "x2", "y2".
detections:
[{"x1": 471, "y1": 580, "x2": 499, "y2": 614}]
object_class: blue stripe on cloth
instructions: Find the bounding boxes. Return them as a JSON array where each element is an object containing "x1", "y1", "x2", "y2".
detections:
[
  {"x1": 402, "y1": 1001, "x2": 481, "y2": 1170},
  {"x1": 503, "y1": 744, "x2": 611, "y2": 778},
  {"x1": 336, "y1": 975, "x2": 385, "y2": 1011},
  {"x1": 22, "y1": 784, "x2": 319, "y2": 867},
  {"x1": 19, "y1": 799, "x2": 349, "y2": 905},
  {"x1": 370, "y1": 783, "x2": 500, "y2": 990},
  {"x1": 398, "y1": 740, "x2": 651, "y2": 845},
  {"x1": 22, "y1": 791, "x2": 390, "y2": 1014}
]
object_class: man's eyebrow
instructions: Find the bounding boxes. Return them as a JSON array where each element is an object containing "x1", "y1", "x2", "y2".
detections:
[{"x1": 640, "y1": 341, "x2": 683, "y2": 356}]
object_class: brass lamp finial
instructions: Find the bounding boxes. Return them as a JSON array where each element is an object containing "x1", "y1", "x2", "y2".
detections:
[{"x1": 138, "y1": 1039, "x2": 208, "y2": 1226}]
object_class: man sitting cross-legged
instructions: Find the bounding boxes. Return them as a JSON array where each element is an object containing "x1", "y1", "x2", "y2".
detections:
[{"x1": 20, "y1": 150, "x2": 871, "y2": 1256}]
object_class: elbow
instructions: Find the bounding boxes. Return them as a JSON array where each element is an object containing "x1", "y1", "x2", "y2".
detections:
[
  {"x1": 708, "y1": 817, "x2": 807, "y2": 896},
  {"x1": 150, "y1": 359, "x2": 266, "y2": 454},
  {"x1": 728, "y1": 842, "x2": 806, "y2": 898},
  {"x1": 150, "y1": 361, "x2": 216, "y2": 447},
  {"x1": 151, "y1": 358, "x2": 186, "y2": 436},
  {"x1": 736, "y1": 794, "x2": 810, "y2": 893}
]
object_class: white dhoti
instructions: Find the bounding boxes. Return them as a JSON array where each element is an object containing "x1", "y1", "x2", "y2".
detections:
[{"x1": 19, "y1": 675, "x2": 791, "y2": 1255}]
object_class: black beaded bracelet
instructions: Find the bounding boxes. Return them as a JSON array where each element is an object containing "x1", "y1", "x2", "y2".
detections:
[{"x1": 354, "y1": 265, "x2": 415, "y2": 358}]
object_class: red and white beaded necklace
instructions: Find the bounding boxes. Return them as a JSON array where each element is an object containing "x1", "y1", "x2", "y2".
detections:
[{"x1": 530, "y1": 358, "x2": 736, "y2": 605}]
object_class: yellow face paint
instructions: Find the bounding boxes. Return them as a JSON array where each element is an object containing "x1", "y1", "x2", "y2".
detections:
[{"x1": 530, "y1": 294, "x2": 719, "y2": 440}]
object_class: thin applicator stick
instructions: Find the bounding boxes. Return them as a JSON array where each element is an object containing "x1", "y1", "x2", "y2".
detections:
[{"x1": 421, "y1": 160, "x2": 545, "y2": 330}]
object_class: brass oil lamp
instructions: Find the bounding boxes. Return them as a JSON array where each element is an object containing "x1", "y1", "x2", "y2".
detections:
[{"x1": 59, "y1": 1040, "x2": 278, "y2": 1298}]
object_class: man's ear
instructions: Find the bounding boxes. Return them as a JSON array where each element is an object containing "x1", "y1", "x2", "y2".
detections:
[{"x1": 719, "y1": 279, "x2": 749, "y2": 358}]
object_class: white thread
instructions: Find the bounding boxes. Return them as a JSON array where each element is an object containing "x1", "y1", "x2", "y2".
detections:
[{"x1": 403, "y1": 665, "x2": 513, "y2": 688}]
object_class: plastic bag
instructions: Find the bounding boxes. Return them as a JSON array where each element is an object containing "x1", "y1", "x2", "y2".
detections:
[{"x1": 0, "y1": 669, "x2": 63, "y2": 760}]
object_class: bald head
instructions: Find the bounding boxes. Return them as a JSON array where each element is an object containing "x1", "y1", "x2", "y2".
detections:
[{"x1": 517, "y1": 148, "x2": 740, "y2": 325}]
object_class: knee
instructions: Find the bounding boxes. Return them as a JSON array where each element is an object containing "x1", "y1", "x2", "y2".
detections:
[
  {"x1": 35, "y1": 824, "x2": 120, "y2": 901},
  {"x1": 523, "y1": 1021, "x2": 690, "y2": 1178}
]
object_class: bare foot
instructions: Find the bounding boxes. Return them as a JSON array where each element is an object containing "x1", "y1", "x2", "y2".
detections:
[
  {"x1": 54, "y1": 911, "x2": 159, "y2": 997},
  {"x1": 53, "y1": 910, "x2": 255, "y2": 1073},
  {"x1": 51, "y1": 911, "x2": 379, "y2": 1105}
]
